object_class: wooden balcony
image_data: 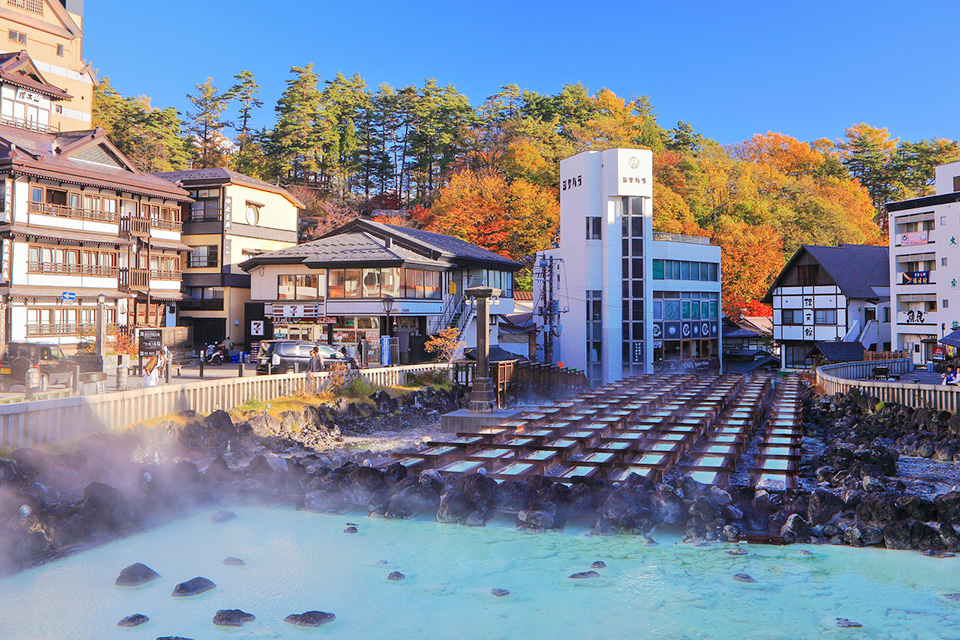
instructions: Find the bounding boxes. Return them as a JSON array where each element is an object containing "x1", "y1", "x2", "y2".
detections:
[
  {"x1": 149, "y1": 269, "x2": 182, "y2": 281},
  {"x1": 29, "y1": 202, "x2": 119, "y2": 224},
  {"x1": 152, "y1": 218, "x2": 183, "y2": 231},
  {"x1": 28, "y1": 262, "x2": 119, "y2": 277},
  {"x1": 120, "y1": 217, "x2": 151, "y2": 237},
  {"x1": 120, "y1": 267, "x2": 150, "y2": 292},
  {"x1": 1, "y1": 115, "x2": 59, "y2": 134},
  {"x1": 27, "y1": 323, "x2": 119, "y2": 337}
]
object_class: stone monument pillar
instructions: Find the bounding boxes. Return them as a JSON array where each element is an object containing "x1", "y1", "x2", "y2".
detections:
[{"x1": 466, "y1": 285, "x2": 500, "y2": 413}]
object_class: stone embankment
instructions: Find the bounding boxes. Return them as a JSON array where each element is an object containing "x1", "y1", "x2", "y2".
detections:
[{"x1": 5, "y1": 382, "x2": 960, "y2": 576}]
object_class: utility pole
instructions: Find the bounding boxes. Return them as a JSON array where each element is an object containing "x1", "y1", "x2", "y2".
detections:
[{"x1": 536, "y1": 256, "x2": 561, "y2": 365}]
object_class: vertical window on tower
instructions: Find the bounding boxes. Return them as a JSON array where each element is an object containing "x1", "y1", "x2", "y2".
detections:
[
  {"x1": 586, "y1": 217, "x2": 602, "y2": 239},
  {"x1": 57, "y1": 44, "x2": 64, "y2": 57}
]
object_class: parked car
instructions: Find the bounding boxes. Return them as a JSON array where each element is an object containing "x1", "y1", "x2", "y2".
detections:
[
  {"x1": 255, "y1": 340, "x2": 357, "y2": 375},
  {"x1": 0, "y1": 342, "x2": 77, "y2": 391}
]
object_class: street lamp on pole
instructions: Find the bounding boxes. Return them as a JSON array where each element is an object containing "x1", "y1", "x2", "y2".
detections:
[{"x1": 382, "y1": 297, "x2": 394, "y2": 337}]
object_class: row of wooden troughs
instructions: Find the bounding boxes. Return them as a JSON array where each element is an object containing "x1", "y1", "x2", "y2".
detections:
[{"x1": 390, "y1": 373, "x2": 804, "y2": 490}]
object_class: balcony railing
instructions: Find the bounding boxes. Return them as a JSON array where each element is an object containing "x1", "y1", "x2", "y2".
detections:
[
  {"x1": 188, "y1": 259, "x2": 219, "y2": 269},
  {"x1": 1, "y1": 115, "x2": 58, "y2": 134},
  {"x1": 26, "y1": 323, "x2": 119, "y2": 337},
  {"x1": 28, "y1": 263, "x2": 119, "y2": 277},
  {"x1": 151, "y1": 218, "x2": 183, "y2": 231},
  {"x1": 29, "y1": 201, "x2": 119, "y2": 224},
  {"x1": 119, "y1": 267, "x2": 149, "y2": 292},
  {"x1": 652, "y1": 231, "x2": 711, "y2": 245},
  {"x1": 179, "y1": 298, "x2": 225, "y2": 311},
  {"x1": 149, "y1": 269, "x2": 181, "y2": 281},
  {"x1": 120, "y1": 217, "x2": 151, "y2": 237}
]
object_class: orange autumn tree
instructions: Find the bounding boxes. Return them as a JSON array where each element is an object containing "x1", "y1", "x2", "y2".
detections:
[
  {"x1": 711, "y1": 216, "x2": 785, "y2": 317},
  {"x1": 426, "y1": 169, "x2": 559, "y2": 266}
]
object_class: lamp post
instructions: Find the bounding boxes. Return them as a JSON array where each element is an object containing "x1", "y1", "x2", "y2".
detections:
[
  {"x1": 465, "y1": 285, "x2": 501, "y2": 413},
  {"x1": 95, "y1": 294, "x2": 106, "y2": 357},
  {"x1": 382, "y1": 297, "x2": 394, "y2": 337}
]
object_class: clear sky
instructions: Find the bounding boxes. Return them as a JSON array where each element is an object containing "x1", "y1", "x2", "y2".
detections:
[{"x1": 85, "y1": 0, "x2": 960, "y2": 146}]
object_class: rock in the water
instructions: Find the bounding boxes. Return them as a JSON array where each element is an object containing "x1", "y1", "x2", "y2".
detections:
[
  {"x1": 222, "y1": 557, "x2": 245, "y2": 566},
  {"x1": 211, "y1": 510, "x2": 237, "y2": 523},
  {"x1": 346, "y1": 522, "x2": 358, "y2": 526},
  {"x1": 171, "y1": 577, "x2": 216, "y2": 597},
  {"x1": 591, "y1": 560, "x2": 606, "y2": 569},
  {"x1": 117, "y1": 614, "x2": 148, "y2": 627},
  {"x1": 944, "y1": 593, "x2": 960, "y2": 602},
  {"x1": 213, "y1": 609, "x2": 255, "y2": 626},
  {"x1": 156, "y1": 637, "x2": 194, "y2": 640},
  {"x1": 726, "y1": 548, "x2": 748, "y2": 556},
  {"x1": 387, "y1": 571, "x2": 405, "y2": 581},
  {"x1": 836, "y1": 618, "x2": 862, "y2": 628},
  {"x1": 343, "y1": 526, "x2": 358, "y2": 534},
  {"x1": 284, "y1": 611, "x2": 336, "y2": 627},
  {"x1": 376, "y1": 560, "x2": 389, "y2": 565},
  {"x1": 733, "y1": 573, "x2": 756, "y2": 583},
  {"x1": 797, "y1": 550, "x2": 814, "y2": 557},
  {"x1": 491, "y1": 588, "x2": 510, "y2": 597},
  {"x1": 115, "y1": 563, "x2": 160, "y2": 586},
  {"x1": 569, "y1": 571, "x2": 600, "y2": 579}
]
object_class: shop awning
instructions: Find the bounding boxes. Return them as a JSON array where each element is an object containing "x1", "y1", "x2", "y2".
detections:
[{"x1": 941, "y1": 328, "x2": 960, "y2": 348}]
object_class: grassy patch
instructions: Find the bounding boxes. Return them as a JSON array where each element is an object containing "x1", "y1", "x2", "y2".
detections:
[{"x1": 235, "y1": 394, "x2": 265, "y2": 413}]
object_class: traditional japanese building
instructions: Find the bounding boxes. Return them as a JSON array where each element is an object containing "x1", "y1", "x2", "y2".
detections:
[
  {"x1": 239, "y1": 218, "x2": 520, "y2": 363},
  {"x1": 763, "y1": 244, "x2": 890, "y2": 369},
  {"x1": 0, "y1": 51, "x2": 190, "y2": 351}
]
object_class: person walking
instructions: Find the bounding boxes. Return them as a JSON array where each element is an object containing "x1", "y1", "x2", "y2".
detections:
[{"x1": 306, "y1": 346, "x2": 324, "y2": 392}]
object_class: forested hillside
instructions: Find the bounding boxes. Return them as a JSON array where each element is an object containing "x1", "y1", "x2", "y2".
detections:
[{"x1": 93, "y1": 69, "x2": 960, "y2": 315}]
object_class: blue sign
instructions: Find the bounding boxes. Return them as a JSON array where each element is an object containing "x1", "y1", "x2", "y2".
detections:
[
  {"x1": 381, "y1": 336, "x2": 392, "y2": 366},
  {"x1": 62, "y1": 292, "x2": 76, "y2": 302}
]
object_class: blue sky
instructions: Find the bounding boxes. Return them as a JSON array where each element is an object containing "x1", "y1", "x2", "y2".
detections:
[{"x1": 85, "y1": 0, "x2": 960, "y2": 146}]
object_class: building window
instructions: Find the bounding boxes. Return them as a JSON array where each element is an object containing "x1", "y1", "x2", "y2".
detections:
[
  {"x1": 188, "y1": 245, "x2": 218, "y2": 268},
  {"x1": 943, "y1": 258, "x2": 949, "y2": 267},
  {"x1": 188, "y1": 189, "x2": 221, "y2": 221},
  {"x1": 245, "y1": 203, "x2": 260, "y2": 226},
  {"x1": 814, "y1": 309, "x2": 836, "y2": 325},
  {"x1": 883, "y1": 306, "x2": 890, "y2": 323},
  {"x1": 796, "y1": 264, "x2": 819, "y2": 286},
  {"x1": 782, "y1": 309, "x2": 802, "y2": 325},
  {"x1": 943, "y1": 300, "x2": 949, "y2": 309},
  {"x1": 652, "y1": 260, "x2": 718, "y2": 281},
  {"x1": 7, "y1": 29, "x2": 26, "y2": 45},
  {"x1": 954, "y1": 176, "x2": 960, "y2": 193},
  {"x1": 8, "y1": 0, "x2": 43, "y2": 15},
  {"x1": 586, "y1": 217, "x2": 602, "y2": 240},
  {"x1": 54, "y1": 105, "x2": 62, "y2": 114},
  {"x1": 56, "y1": 44, "x2": 64, "y2": 57},
  {"x1": 278, "y1": 274, "x2": 321, "y2": 300}
]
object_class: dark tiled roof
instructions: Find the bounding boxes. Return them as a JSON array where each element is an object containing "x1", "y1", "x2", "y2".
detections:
[
  {"x1": 763, "y1": 244, "x2": 889, "y2": 302},
  {"x1": 239, "y1": 231, "x2": 448, "y2": 270},
  {"x1": 0, "y1": 51, "x2": 70, "y2": 100},
  {"x1": 808, "y1": 341, "x2": 865, "y2": 363},
  {"x1": 0, "y1": 126, "x2": 191, "y2": 201},
  {"x1": 374, "y1": 222, "x2": 520, "y2": 269},
  {"x1": 152, "y1": 168, "x2": 304, "y2": 207}
]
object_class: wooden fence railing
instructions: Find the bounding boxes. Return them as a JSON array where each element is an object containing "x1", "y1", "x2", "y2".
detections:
[
  {"x1": 0, "y1": 363, "x2": 448, "y2": 450},
  {"x1": 816, "y1": 358, "x2": 960, "y2": 412}
]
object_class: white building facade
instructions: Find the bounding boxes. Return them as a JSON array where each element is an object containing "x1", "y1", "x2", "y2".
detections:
[
  {"x1": 887, "y1": 160, "x2": 960, "y2": 366},
  {"x1": 538, "y1": 148, "x2": 722, "y2": 386},
  {"x1": 763, "y1": 245, "x2": 890, "y2": 369}
]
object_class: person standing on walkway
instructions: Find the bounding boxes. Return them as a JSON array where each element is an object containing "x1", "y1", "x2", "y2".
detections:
[{"x1": 306, "y1": 347, "x2": 324, "y2": 392}]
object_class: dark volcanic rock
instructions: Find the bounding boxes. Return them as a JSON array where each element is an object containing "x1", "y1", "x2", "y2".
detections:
[
  {"x1": 492, "y1": 480, "x2": 531, "y2": 511},
  {"x1": 387, "y1": 571, "x2": 406, "y2": 581},
  {"x1": 210, "y1": 509, "x2": 237, "y2": 523},
  {"x1": 343, "y1": 526, "x2": 358, "y2": 534},
  {"x1": 436, "y1": 489, "x2": 477, "y2": 524},
  {"x1": 569, "y1": 570, "x2": 599, "y2": 579},
  {"x1": 733, "y1": 573, "x2": 756, "y2": 583},
  {"x1": 591, "y1": 560, "x2": 607, "y2": 569},
  {"x1": 117, "y1": 614, "x2": 148, "y2": 627},
  {"x1": 284, "y1": 611, "x2": 335, "y2": 627},
  {"x1": 491, "y1": 588, "x2": 510, "y2": 597},
  {"x1": 171, "y1": 577, "x2": 216, "y2": 597},
  {"x1": 212, "y1": 609, "x2": 255, "y2": 626},
  {"x1": 594, "y1": 489, "x2": 651, "y2": 534},
  {"x1": 115, "y1": 563, "x2": 160, "y2": 586},
  {"x1": 807, "y1": 489, "x2": 844, "y2": 526},
  {"x1": 222, "y1": 556, "x2": 245, "y2": 565}
]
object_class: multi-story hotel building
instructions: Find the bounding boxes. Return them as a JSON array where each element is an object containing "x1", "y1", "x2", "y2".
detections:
[
  {"x1": 537, "y1": 148, "x2": 722, "y2": 386},
  {"x1": 0, "y1": 0, "x2": 95, "y2": 132},
  {"x1": 153, "y1": 168, "x2": 301, "y2": 348},
  {"x1": 887, "y1": 161, "x2": 960, "y2": 366},
  {"x1": 0, "y1": 50, "x2": 190, "y2": 351}
]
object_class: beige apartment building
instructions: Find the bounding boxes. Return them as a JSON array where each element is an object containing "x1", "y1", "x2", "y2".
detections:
[
  {"x1": 0, "y1": 0, "x2": 94, "y2": 132},
  {"x1": 154, "y1": 168, "x2": 301, "y2": 348}
]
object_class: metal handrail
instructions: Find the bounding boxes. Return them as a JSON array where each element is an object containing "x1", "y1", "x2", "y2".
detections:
[{"x1": 652, "y1": 231, "x2": 711, "y2": 245}]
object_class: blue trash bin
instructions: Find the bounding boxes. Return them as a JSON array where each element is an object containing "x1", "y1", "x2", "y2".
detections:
[{"x1": 928, "y1": 362, "x2": 935, "y2": 372}]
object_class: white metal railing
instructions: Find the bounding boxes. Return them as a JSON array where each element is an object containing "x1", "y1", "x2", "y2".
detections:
[
  {"x1": 652, "y1": 231, "x2": 711, "y2": 245},
  {"x1": 815, "y1": 358, "x2": 960, "y2": 412},
  {"x1": 0, "y1": 362, "x2": 448, "y2": 449}
]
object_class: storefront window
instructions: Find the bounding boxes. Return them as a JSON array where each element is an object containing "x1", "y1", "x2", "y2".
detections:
[
  {"x1": 381, "y1": 268, "x2": 401, "y2": 298},
  {"x1": 403, "y1": 269, "x2": 418, "y2": 298},
  {"x1": 362, "y1": 268, "x2": 380, "y2": 298},
  {"x1": 424, "y1": 270, "x2": 440, "y2": 299},
  {"x1": 278, "y1": 275, "x2": 296, "y2": 300},
  {"x1": 343, "y1": 269, "x2": 362, "y2": 298},
  {"x1": 328, "y1": 270, "x2": 345, "y2": 298},
  {"x1": 298, "y1": 274, "x2": 319, "y2": 299}
]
